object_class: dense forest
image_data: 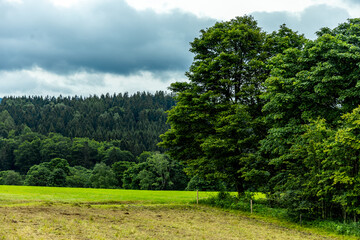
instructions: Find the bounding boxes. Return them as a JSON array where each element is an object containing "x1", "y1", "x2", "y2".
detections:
[
  {"x1": 0, "y1": 91, "x2": 226, "y2": 191},
  {"x1": 0, "y1": 92, "x2": 201, "y2": 190},
  {"x1": 0, "y1": 92, "x2": 174, "y2": 155},
  {"x1": 161, "y1": 16, "x2": 360, "y2": 223}
]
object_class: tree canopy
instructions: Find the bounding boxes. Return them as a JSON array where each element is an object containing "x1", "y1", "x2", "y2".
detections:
[
  {"x1": 160, "y1": 16, "x2": 305, "y2": 194},
  {"x1": 161, "y1": 16, "x2": 360, "y2": 221},
  {"x1": 0, "y1": 91, "x2": 174, "y2": 156}
]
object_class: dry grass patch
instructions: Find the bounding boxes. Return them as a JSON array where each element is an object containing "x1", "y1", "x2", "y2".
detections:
[{"x1": 0, "y1": 203, "x2": 341, "y2": 240}]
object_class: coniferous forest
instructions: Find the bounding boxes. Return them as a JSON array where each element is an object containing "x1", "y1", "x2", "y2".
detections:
[
  {"x1": 0, "y1": 92, "x2": 174, "y2": 151},
  {"x1": 0, "y1": 92, "x2": 193, "y2": 190},
  {"x1": 2, "y1": 16, "x2": 360, "y2": 226}
]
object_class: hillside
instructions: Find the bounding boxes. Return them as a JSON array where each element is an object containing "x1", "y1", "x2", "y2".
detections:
[{"x1": 0, "y1": 91, "x2": 175, "y2": 156}]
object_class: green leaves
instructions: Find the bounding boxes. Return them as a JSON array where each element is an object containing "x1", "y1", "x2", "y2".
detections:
[
  {"x1": 162, "y1": 16, "x2": 309, "y2": 195},
  {"x1": 161, "y1": 16, "x2": 274, "y2": 194},
  {"x1": 261, "y1": 19, "x2": 360, "y2": 219},
  {"x1": 122, "y1": 153, "x2": 187, "y2": 190}
]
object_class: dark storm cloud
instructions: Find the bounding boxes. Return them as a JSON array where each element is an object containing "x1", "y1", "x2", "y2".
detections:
[
  {"x1": 0, "y1": 0, "x2": 215, "y2": 75},
  {"x1": 252, "y1": 4, "x2": 350, "y2": 39}
]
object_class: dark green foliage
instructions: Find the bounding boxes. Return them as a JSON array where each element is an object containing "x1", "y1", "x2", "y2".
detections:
[
  {"x1": 112, "y1": 161, "x2": 135, "y2": 187},
  {"x1": 69, "y1": 138, "x2": 100, "y2": 168},
  {"x1": 25, "y1": 164, "x2": 51, "y2": 186},
  {"x1": 0, "y1": 122, "x2": 170, "y2": 174},
  {"x1": 0, "y1": 92, "x2": 175, "y2": 175},
  {"x1": 0, "y1": 91, "x2": 174, "y2": 156},
  {"x1": 160, "y1": 16, "x2": 305, "y2": 195},
  {"x1": 199, "y1": 192, "x2": 257, "y2": 212},
  {"x1": 160, "y1": 15, "x2": 360, "y2": 223},
  {"x1": 160, "y1": 16, "x2": 269, "y2": 194},
  {"x1": 14, "y1": 132, "x2": 43, "y2": 174},
  {"x1": 24, "y1": 159, "x2": 116, "y2": 188},
  {"x1": 48, "y1": 168, "x2": 67, "y2": 187},
  {"x1": 90, "y1": 162, "x2": 118, "y2": 189},
  {"x1": 0, "y1": 107, "x2": 189, "y2": 189},
  {"x1": 0, "y1": 110, "x2": 16, "y2": 138},
  {"x1": 103, "y1": 147, "x2": 135, "y2": 166},
  {"x1": 40, "y1": 133, "x2": 72, "y2": 162},
  {"x1": 0, "y1": 170, "x2": 23, "y2": 185},
  {"x1": 47, "y1": 158, "x2": 71, "y2": 175},
  {"x1": 313, "y1": 220, "x2": 360, "y2": 237},
  {"x1": 122, "y1": 162, "x2": 145, "y2": 189},
  {"x1": 66, "y1": 166, "x2": 92, "y2": 188},
  {"x1": 261, "y1": 18, "x2": 360, "y2": 221},
  {"x1": 136, "y1": 151, "x2": 152, "y2": 163},
  {"x1": 123, "y1": 153, "x2": 188, "y2": 190},
  {"x1": 25, "y1": 158, "x2": 72, "y2": 187},
  {"x1": 281, "y1": 110, "x2": 360, "y2": 222},
  {"x1": 0, "y1": 138, "x2": 17, "y2": 171},
  {"x1": 185, "y1": 175, "x2": 226, "y2": 191}
]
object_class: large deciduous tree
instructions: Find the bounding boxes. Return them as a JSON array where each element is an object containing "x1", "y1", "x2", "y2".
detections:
[
  {"x1": 261, "y1": 18, "x2": 360, "y2": 217},
  {"x1": 160, "y1": 16, "x2": 279, "y2": 194}
]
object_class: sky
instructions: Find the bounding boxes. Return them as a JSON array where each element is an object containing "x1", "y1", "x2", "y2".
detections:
[{"x1": 0, "y1": 0, "x2": 358, "y2": 97}]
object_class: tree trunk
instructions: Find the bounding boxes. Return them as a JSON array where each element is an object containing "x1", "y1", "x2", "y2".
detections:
[{"x1": 236, "y1": 182, "x2": 244, "y2": 196}]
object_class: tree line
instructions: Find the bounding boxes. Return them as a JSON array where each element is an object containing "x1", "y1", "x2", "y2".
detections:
[
  {"x1": 160, "y1": 16, "x2": 360, "y2": 222},
  {"x1": 0, "y1": 92, "x2": 224, "y2": 191},
  {"x1": 0, "y1": 91, "x2": 174, "y2": 156},
  {"x1": 0, "y1": 115, "x2": 191, "y2": 189},
  {"x1": 0, "y1": 151, "x2": 188, "y2": 190}
]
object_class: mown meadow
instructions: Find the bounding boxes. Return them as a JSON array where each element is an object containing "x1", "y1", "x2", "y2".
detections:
[
  {"x1": 0, "y1": 186, "x2": 355, "y2": 239},
  {"x1": 0, "y1": 185, "x2": 212, "y2": 204}
]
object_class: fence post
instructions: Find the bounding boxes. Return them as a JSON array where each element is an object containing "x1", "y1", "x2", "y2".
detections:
[
  {"x1": 250, "y1": 199, "x2": 253, "y2": 214},
  {"x1": 196, "y1": 190, "x2": 199, "y2": 205}
]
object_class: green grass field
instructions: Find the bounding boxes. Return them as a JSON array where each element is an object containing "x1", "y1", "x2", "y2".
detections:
[
  {"x1": 0, "y1": 185, "x2": 215, "y2": 205},
  {"x1": 0, "y1": 186, "x2": 352, "y2": 239}
]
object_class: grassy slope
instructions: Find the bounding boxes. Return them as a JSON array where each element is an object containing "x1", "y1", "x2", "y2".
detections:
[{"x1": 0, "y1": 186, "x2": 352, "y2": 239}]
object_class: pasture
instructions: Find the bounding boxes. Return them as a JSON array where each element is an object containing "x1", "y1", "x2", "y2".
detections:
[
  {"x1": 0, "y1": 186, "x2": 351, "y2": 239},
  {"x1": 0, "y1": 185, "x2": 213, "y2": 205}
]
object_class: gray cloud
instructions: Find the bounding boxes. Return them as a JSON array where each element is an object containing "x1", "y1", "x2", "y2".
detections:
[
  {"x1": 0, "y1": 0, "x2": 355, "y2": 97},
  {"x1": 0, "y1": 0, "x2": 215, "y2": 75},
  {"x1": 346, "y1": 0, "x2": 360, "y2": 5},
  {"x1": 252, "y1": 4, "x2": 350, "y2": 39},
  {"x1": 0, "y1": 69, "x2": 70, "y2": 95},
  {"x1": 0, "y1": 68, "x2": 185, "y2": 96}
]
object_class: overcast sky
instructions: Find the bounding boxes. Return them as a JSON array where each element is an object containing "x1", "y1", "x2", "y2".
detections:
[{"x1": 0, "y1": 0, "x2": 358, "y2": 97}]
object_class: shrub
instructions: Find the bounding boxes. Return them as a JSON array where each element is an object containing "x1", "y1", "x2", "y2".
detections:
[{"x1": 0, "y1": 170, "x2": 23, "y2": 185}]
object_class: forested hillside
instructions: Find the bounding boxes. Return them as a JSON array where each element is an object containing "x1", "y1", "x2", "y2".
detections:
[
  {"x1": 0, "y1": 92, "x2": 199, "y2": 190},
  {"x1": 0, "y1": 91, "x2": 174, "y2": 155}
]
